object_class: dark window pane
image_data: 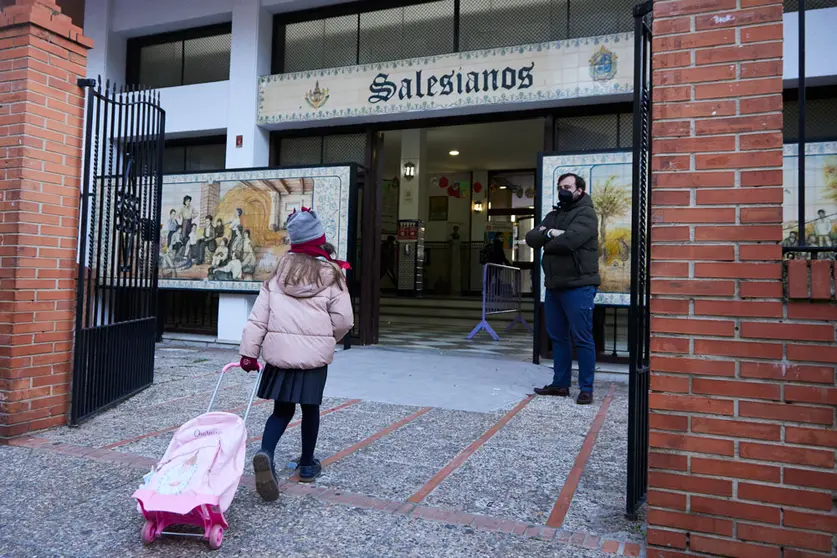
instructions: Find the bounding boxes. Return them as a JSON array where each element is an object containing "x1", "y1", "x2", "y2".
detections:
[
  {"x1": 556, "y1": 114, "x2": 619, "y2": 152},
  {"x1": 183, "y1": 33, "x2": 232, "y2": 85},
  {"x1": 323, "y1": 134, "x2": 367, "y2": 165},
  {"x1": 284, "y1": 15, "x2": 358, "y2": 72},
  {"x1": 359, "y1": 7, "x2": 404, "y2": 64},
  {"x1": 184, "y1": 144, "x2": 226, "y2": 171},
  {"x1": 568, "y1": 0, "x2": 635, "y2": 38},
  {"x1": 401, "y1": 1, "x2": 454, "y2": 58},
  {"x1": 785, "y1": 0, "x2": 837, "y2": 12},
  {"x1": 460, "y1": 0, "x2": 564, "y2": 51},
  {"x1": 618, "y1": 112, "x2": 633, "y2": 149},
  {"x1": 783, "y1": 97, "x2": 837, "y2": 142},
  {"x1": 280, "y1": 137, "x2": 323, "y2": 166},
  {"x1": 139, "y1": 42, "x2": 183, "y2": 89},
  {"x1": 163, "y1": 146, "x2": 186, "y2": 173}
]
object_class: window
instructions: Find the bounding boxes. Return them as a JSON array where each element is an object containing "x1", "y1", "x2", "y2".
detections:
[
  {"x1": 163, "y1": 137, "x2": 226, "y2": 173},
  {"x1": 127, "y1": 24, "x2": 232, "y2": 88},
  {"x1": 783, "y1": 90, "x2": 837, "y2": 142},
  {"x1": 275, "y1": 0, "x2": 637, "y2": 74},
  {"x1": 784, "y1": 0, "x2": 837, "y2": 12},
  {"x1": 276, "y1": 134, "x2": 367, "y2": 167},
  {"x1": 555, "y1": 112, "x2": 633, "y2": 152}
]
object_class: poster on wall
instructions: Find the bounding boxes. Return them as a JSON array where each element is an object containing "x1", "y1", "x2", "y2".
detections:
[
  {"x1": 484, "y1": 222, "x2": 514, "y2": 250},
  {"x1": 539, "y1": 152, "x2": 632, "y2": 306},
  {"x1": 158, "y1": 166, "x2": 354, "y2": 291},
  {"x1": 782, "y1": 142, "x2": 837, "y2": 257}
]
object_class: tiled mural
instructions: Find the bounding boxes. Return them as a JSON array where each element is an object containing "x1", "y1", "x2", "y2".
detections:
[{"x1": 158, "y1": 166, "x2": 353, "y2": 292}]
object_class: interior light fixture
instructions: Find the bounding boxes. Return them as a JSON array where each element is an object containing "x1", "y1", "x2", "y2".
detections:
[
  {"x1": 449, "y1": 150, "x2": 460, "y2": 156},
  {"x1": 403, "y1": 161, "x2": 415, "y2": 180},
  {"x1": 473, "y1": 201, "x2": 484, "y2": 213}
]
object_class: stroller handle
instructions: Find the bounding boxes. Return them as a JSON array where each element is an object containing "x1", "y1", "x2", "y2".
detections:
[{"x1": 208, "y1": 361, "x2": 264, "y2": 423}]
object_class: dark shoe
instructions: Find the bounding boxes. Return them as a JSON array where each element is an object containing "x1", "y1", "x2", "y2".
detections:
[
  {"x1": 253, "y1": 450, "x2": 280, "y2": 502},
  {"x1": 576, "y1": 391, "x2": 593, "y2": 405},
  {"x1": 534, "y1": 385, "x2": 570, "y2": 397},
  {"x1": 297, "y1": 459, "x2": 322, "y2": 483}
]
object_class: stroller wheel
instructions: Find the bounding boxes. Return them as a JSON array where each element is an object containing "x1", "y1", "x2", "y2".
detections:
[
  {"x1": 141, "y1": 520, "x2": 156, "y2": 545},
  {"x1": 208, "y1": 524, "x2": 224, "y2": 550}
]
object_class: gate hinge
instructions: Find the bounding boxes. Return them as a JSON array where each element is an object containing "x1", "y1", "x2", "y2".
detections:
[{"x1": 77, "y1": 78, "x2": 97, "y2": 88}]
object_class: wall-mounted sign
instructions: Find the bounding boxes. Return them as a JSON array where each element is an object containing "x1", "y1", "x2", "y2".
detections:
[{"x1": 258, "y1": 34, "x2": 632, "y2": 126}]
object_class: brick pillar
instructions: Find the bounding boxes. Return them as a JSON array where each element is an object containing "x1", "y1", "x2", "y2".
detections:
[
  {"x1": 0, "y1": 0, "x2": 91, "y2": 440},
  {"x1": 648, "y1": 0, "x2": 837, "y2": 555}
]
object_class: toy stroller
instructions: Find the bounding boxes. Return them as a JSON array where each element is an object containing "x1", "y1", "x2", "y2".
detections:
[{"x1": 133, "y1": 361, "x2": 263, "y2": 550}]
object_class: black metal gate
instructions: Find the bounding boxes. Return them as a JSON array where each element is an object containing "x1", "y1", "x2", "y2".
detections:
[
  {"x1": 626, "y1": 0, "x2": 653, "y2": 519},
  {"x1": 71, "y1": 79, "x2": 166, "y2": 424}
]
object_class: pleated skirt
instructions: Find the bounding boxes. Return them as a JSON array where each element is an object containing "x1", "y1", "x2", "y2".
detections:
[{"x1": 257, "y1": 364, "x2": 327, "y2": 405}]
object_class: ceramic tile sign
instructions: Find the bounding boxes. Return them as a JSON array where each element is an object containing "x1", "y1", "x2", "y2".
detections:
[
  {"x1": 158, "y1": 166, "x2": 353, "y2": 292},
  {"x1": 258, "y1": 34, "x2": 633, "y2": 125},
  {"x1": 539, "y1": 152, "x2": 633, "y2": 306},
  {"x1": 782, "y1": 141, "x2": 837, "y2": 257}
]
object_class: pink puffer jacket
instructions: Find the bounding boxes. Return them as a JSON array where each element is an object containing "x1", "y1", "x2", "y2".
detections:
[{"x1": 239, "y1": 261, "x2": 354, "y2": 369}]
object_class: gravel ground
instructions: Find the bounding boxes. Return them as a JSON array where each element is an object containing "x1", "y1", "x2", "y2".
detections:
[{"x1": 1, "y1": 346, "x2": 643, "y2": 557}]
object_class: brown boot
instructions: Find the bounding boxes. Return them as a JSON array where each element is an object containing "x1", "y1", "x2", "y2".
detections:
[
  {"x1": 534, "y1": 385, "x2": 570, "y2": 397},
  {"x1": 576, "y1": 391, "x2": 593, "y2": 405}
]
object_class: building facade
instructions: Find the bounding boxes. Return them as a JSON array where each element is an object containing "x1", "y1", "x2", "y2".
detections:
[{"x1": 2, "y1": 0, "x2": 837, "y2": 556}]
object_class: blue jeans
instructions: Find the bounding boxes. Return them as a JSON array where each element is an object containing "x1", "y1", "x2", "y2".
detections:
[{"x1": 544, "y1": 286, "x2": 596, "y2": 393}]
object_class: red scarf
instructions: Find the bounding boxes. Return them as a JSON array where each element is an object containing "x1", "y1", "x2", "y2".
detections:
[{"x1": 289, "y1": 236, "x2": 352, "y2": 270}]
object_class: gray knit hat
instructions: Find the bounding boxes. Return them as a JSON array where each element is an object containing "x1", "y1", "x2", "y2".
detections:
[{"x1": 286, "y1": 208, "x2": 325, "y2": 245}]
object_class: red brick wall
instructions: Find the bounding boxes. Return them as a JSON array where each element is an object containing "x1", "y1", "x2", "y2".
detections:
[
  {"x1": 0, "y1": 0, "x2": 91, "y2": 439},
  {"x1": 648, "y1": 0, "x2": 837, "y2": 555}
]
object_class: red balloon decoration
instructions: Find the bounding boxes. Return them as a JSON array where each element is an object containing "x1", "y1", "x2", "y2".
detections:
[
  {"x1": 447, "y1": 185, "x2": 455, "y2": 197},
  {"x1": 439, "y1": 176, "x2": 449, "y2": 189},
  {"x1": 474, "y1": 182, "x2": 483, "y2": 193}
]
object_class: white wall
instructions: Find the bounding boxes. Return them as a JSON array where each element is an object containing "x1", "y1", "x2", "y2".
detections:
[
  {"x1": 784, "y1": 7, "x2": 837, "y2": 84},
  {"x1": 159, "y1": 82, "x2": 230, "y2": 136}
]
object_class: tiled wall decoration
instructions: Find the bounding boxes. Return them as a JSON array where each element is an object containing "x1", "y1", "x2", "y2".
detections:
[
  {"x1": 782, "y1": 141, "x2": 837, "y2": 256},
  {"x1": 259, "y1": 33, "x2": 633, "y2": 125},
  {"x1": 539, "y1": 151, "x2": 633, "y2": 306},
  {"x1": 158, "y1": 166, "x2": 353, "y2": 292}
]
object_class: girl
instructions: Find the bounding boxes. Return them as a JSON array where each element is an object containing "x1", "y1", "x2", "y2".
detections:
[{"x1": 239, "y1": 208, "x2": 353, "y2": 502}]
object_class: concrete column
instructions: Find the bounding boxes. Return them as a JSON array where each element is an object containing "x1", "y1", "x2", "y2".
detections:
[
  {"x1": 82, "y1": 0, "x2": 126, "y2": 85},
  {"x1": 398, "y1": 129, "x2": 427, "y2": 221},
  {"x1": 218, "y1": 0, "x2": 272, "y2": 345},
  {"x1": 225, "y1": 0, "x2": 271, "y2": 169}
]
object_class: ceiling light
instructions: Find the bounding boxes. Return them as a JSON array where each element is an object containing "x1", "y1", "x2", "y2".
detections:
[
  {"x1": 449, "y1": 150, "x2": 459, "y2": 156},
  {"x1": 499, "y1": 186, "x2": 507, "y2": 189}
]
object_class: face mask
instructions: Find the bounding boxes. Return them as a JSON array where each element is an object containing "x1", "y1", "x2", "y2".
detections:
[{"x1": 558, "y1": 189, "x2": 574, "y2": 204}]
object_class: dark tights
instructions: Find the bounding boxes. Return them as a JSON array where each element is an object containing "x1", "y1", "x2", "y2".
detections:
[{"x1": 260, "y1": 401, "x2": 320, "y2": 467}]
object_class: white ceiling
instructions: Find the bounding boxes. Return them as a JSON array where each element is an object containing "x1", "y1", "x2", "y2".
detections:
[{"x1": 380, "y1": 118, "x2": 545, "y2": 179}]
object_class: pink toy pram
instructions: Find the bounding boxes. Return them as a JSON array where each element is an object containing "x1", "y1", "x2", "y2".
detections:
[{"x1": 133, "y1": 361, "x2": 263, "y2": 550}]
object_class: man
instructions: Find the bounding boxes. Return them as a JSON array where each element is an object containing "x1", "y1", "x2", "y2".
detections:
[
  {"x1": 526, "y1": 173, "x2": 600, "y2": 405},
  {"x1": 487, "y1": 232, "x2": 511, "y2": 266}
]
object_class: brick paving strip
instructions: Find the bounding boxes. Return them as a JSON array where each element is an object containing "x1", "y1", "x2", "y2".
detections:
[
  {"x1": 546, "y1": 384, "x2": 617, "y2": 528},
  {"x1": 103, "y1": 398, "x2": 361, "y2": 450},
  {"x1": 288, "y1": 406, "x2": 434, "y2": 482},
  {"x1": 408, "y1": 394, "x2": 535, "y2": 503},
  {"x1": 246, "y1": 398, "x2": 362, "y2": 444},
  {"x1": 7, "y1": 430, "x2": 642, "y2": 556}
]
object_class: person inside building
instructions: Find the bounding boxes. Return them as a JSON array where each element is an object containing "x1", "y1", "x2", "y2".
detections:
[
  {"x1": 380, "y1": 235, "x2": 397, "y2": 286},
  {"x1": 526, "y1": 172, "x2": 600, "y2": 405},
  {"x1": 239, "y1": 208, "x2": 353, "y2": 501},
  {"x1": 487, "y1": 232, "x2": 512, "y2": 266}
]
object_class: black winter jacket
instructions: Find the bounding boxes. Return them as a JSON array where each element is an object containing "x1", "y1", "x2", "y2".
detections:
[{"x1": 525, "y1": 193, "x2": 600, "y2": 290}]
